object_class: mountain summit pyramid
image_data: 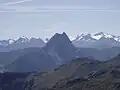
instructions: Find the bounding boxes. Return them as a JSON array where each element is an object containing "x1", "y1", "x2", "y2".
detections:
[
  {"x1": 44, "y1": 32, "x2": 77, "y2": 64},
  {"x1": 46, "y1": 32, "x2": 75, "y2": 49}
]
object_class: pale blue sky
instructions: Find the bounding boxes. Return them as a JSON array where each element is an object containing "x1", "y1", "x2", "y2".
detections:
[{"x1": 0, "y1": 0, "x2": 120, "y2": 39}]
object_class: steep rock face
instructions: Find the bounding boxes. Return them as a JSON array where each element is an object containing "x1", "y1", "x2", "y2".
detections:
[{"x1": 44, "y1": 32, "x2": 77, "y2": 64}]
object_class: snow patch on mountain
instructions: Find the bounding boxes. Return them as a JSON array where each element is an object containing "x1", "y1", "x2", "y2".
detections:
[
  {"x1": 93, "y1": 32, "x2": 115, "y2": 39},
  {"x1": 15, "y1": 36, "x2": 29, "y2": 43},
  {"x1": 8, "y1": 39, "x2": 15, "y2": 44},
  {"x1": 69, "y1": 36, "x2": 76, "y2": 41}
]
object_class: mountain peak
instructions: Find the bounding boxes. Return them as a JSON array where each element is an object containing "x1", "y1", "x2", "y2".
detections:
[
  {"x1": 20, "y1": 36, "x2": 29, "y2": 40},
  {"x1": 62, "y1": 32, "x2": 67, "y2": 36},
  {"x1": 8, "y1": 39, "x2": 15, "y2": 44},
  {"x1": 53, "y1": 32, "x2": 68, "y2": 38},
  {"x1": 73, "y1": 32, "x2": 120, "y2": 49},
  {"x1": 74, "y1": 33, "x2": 95, "y2": 41},
  {"x1": 93, "y1": 32, "x2": 115, "y2": 40},
  {"x1": 94, "y1": 32, "x2": 105, "y2": 36},
  {"x1": 73, "y1": 32, "x2": 118, "y2": 42},
  {"x1": 15, "y1": 36, "x2": 29, "y2": 44},
  {"x1": 45, "y1": 32, "x2": 76, "y2": 64},
  {"x1": 45, "y1": 32, "x2": 75, "y2": 51},
  {"x1": 46, "y1": 32, "x2": 72, "y2": 47}
]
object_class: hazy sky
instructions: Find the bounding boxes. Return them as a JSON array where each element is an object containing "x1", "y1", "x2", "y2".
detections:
[{"x1": 0, "y1": 0, "x2": 120, "y2": 40}]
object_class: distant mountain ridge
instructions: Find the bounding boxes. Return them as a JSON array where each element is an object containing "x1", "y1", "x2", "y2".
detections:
[
  {"x1": 2, "y1": 32, "x2": 120, "y2": 72},
  {"x1": 0, "y1": 32, "x2": 119, "y2": 45},
  {"x1": 0, "y1": 36, "x2": 45, "y2": 46},
  {"x1": 0, "y1": 32, "x2": 120, "y2": 50},
  {"x1": 72, "y1": 32, "x2": 120, "y2": 42},
  {"x1": 72, "y1": 32, "x2": 120, "y2": 49},
  {"x1": 5, "y1": 32, "x2": 77, "y2": 72},
  {"x1": 0, "y1": 36, "x2": 45, "y2": 52}
]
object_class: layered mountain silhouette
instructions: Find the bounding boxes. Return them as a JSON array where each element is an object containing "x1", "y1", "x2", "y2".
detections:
[
  {"x1": 1, "y1": 31, "x2": 120, "y2": 89},
  {"x1": 2, "y1": 32, "x2": 120, "y2": 72},
  {"x1": 0, "y1": 32, "x2": 120, "y2": 52},
  {"x1": 5, "y1": 32, "x2": 77, "y2": 72}
]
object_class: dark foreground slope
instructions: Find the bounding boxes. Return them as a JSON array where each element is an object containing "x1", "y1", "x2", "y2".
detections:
[
  {"x1": 0, "y1": 72, "x2": 30, "y2": 90},
  {"x1": 24, "y1": 55, "x2": 120, "y2": 90},
  {"x1": 50, "y1": 69, "x2": 120, "y2": 90},
  {"x1": 1, "y1": 56, "x2": 120, "y2": 90}
]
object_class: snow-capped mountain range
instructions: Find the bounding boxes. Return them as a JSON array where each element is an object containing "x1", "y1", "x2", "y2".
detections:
[
  {"x1": 72, "y1": 32, "x2": 120, "y2": 49},
  {"x1": 0, "y1": 36, "x2": 45, "y2": 52},
  {"x1": 0, "y1": 32, "x2": 120, "y2": 51},
  {"x1": 72, "y1": 32, "x2": 120, "y2": 42},
  {"x1": 0, "y1": 36, "x2": 45, "y2": 47}
]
